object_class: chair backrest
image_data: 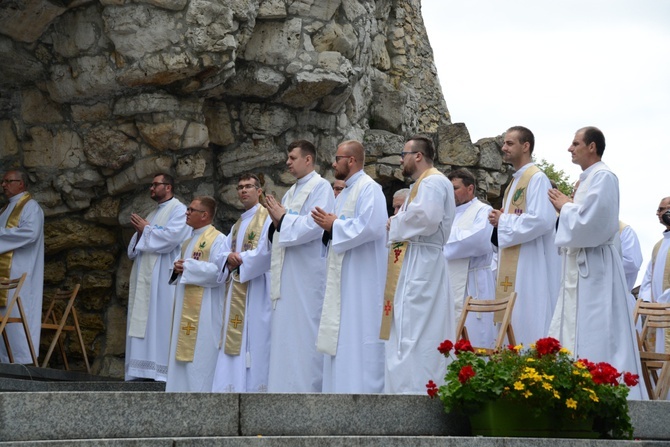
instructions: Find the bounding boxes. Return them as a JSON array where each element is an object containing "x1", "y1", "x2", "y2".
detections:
[
  {"x1": 455, "y1": 292, "x2": 517, "y2": 354},
  {"x1": 0, "y1": 273, "x2": 37, "y2": 365},
  {"x1": 633, "y1": 299, "x2": 670, "y2": 351},
  {"x1": 0, "y1": 273, "x2": 27, "y2": 305}
]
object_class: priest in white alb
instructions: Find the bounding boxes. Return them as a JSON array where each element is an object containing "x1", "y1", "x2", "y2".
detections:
[
  {"x1": 0, "y1": 170, "x2": 44, "y2": 365},
  {"x1": 126, "y1": 173, "x2": 190, "y2": 381},
  {"x1": 548, "y1": 126, "x2": 646, "y2": 400},
  {"x1": 212, "y1": 174, "x2": 272, "y2": 393},
  {"x1": 312, "y1": 140, "x2": 388, "y2": 393},
  {"x1": 444, "y1": 168, "x2": 496, "y2": 348},
  {"x1": 166, "y1": 196, "x2": 226, "y2": 392},
  {"x1": 265, "y1": 140, "x2": 334, "y2": 393},
  {"x1": 384, "y1": 135, "x2": 455, "y2": 394}
]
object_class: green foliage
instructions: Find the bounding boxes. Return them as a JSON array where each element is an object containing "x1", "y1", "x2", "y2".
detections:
[{"x1": 535, "y1": 158, "x2": 574, "y2": 197}]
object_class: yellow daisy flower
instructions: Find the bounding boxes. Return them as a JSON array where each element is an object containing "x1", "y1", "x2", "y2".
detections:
[
  {"x1": 566, "y1": 398, "x2": 577, "y2": 409},
  {"x1": 514, "y1": 381, "x2": 525, "y2": 390}
]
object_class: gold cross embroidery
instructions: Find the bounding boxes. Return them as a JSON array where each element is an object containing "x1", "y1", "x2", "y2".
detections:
[
  {"x1": 384, "y1": 300, "x2": 392, "y2": 316},
  {"x1": 499, "y1": 276, "x2": 513, "y2": 292},
  {"x1": 182, "y1": 322, "x2": 195, "y2": 335},
  {"x1": 230, "y1": 315, "x2": 243, "y2": 328}
]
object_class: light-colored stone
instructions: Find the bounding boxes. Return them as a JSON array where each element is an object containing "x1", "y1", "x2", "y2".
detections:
[
  {"x1": 47, "y1": 56, "x2": 121, "y2": 103},
  {"x1": 84, "y1": 196, "x2": 122, "y2": 225},
  {"x1": 23, "y1": 126, "x2": 86, "y2": 169},
  {"x1": 44, "y1": 217, "x2": 117, "y2": 255},
  {"x1": 55, "y1": 169, "x2": 106, "y2": 210},
  {"x1": 476, "y1": 137, "x2": 503, "y2": 171},
  {"x1": 205, "y1": 102, "x2": 236, "y2": 146},
  {"x1": 0, "y1": 36, "x2": 45, "y2": 86},
  {"x1": 217, "y1": 139, "x2": 286, "y2": 178},
  {"x1": 437, "y1": 123, "x2": 479, "y2": 166},
  {"x1": 20, "y1": 88, "x2": 64, "y2": 124},
  {"x1": 371, "y1": 34, "x2": 391, "y2": 70},
  {"x1": 240, "y1": 103, "x2": 296, "y2": 136},
  {"x1": 313, "y1": 22, "x2": 358, "y2": 59},
  {"x1": 67, "y1": 249, "x2": 117, "y2": 271},
  {"x1": 51, "y1": 5, "x2": 109, "y2": 58},
  {"x1": 258, "y1": 0, "x2": 287, "y2": 19},
  {"x1": 224, "y1": 65, "x2": 285, "y2": 98},
  {"x1": 103, "y1": 305, "x2": 128, "y2": 356},
  {"x1": 242, "y1": 18, "x2": 302, "y2": 65},
  {"x1": 363, "y1": 129, "x2": 404, "y2": 157},
  {"x1": 83, "y1": 125, "x2": 138, "y2": 169},
  {"x1": 176, "y1": 151, "x2": 210, "y2": 179},
  {"x1": 288, "y1": 0, "x2": 340, "y2": 21},
  {"x1": 279, "y1": 71, "x2": 348, "y2": 109},
  {"x1": 106, "y1": 155, "x2": 173, "y2": 195},
  {"x1": 113, "y1": 92, "x2": 185, "y2": 116},
  {"x1": 0, "y1": 120, "x2": 19, "y2": 157},
  {"x1": 70, "y1": 102, "x2": 112, "y2": 122},
  {"x1": 0, "y1": 0, "x2": 66, "y2": 43},
  {"x1": 138, "y1": 0, "x2": 188, "y2": 11}
]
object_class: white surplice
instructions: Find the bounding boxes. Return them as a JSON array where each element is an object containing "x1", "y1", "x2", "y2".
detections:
[
  {"x1": 549, "y1": 162, "x2": 646, "y2": 400},
  {"x1": 497, "y1": 163, "x2": 560, "y2": 346},
  {"x1": 0, "y1": 192, "x2": 44, "y2": 364},
  {"x1": 125, "y1": 198, "x2": 190, "y2": 381},
  {"x1": 444, "y1": 198, "x2": 496, "y2": 348},
  {"x1": 321, "y1": 170, "x2": 388, "y2": 393},
  {"x1": 385, "y1": 174, "x2": 455, "y2": 394},
  {"x1": 619, "y1": 224, "x2": 643, "y2": 293},
  {"x1": 212, "y1": 205, "x2": 272, "y2": 393},
  {"x1": 639, "y1": 231, "x2": 670, "y2": 354},
  {"x1": 267, "y1": 172, "x2": 334, "y2": 392},
  {"x1": 165, "y1": 225, "x2": 226, "y2": 392}
]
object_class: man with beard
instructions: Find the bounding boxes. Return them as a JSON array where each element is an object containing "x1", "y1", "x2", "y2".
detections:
[
  {"x1": 312, "y1": 140, "x2": 388, "y2": 393},
  {"x1": 444, "y1": 168, "x2": 496, "y2": 347},
  {"x1": 639, "y1": 197, "x2": 670, "y2": 354},
  {"x1": 0, "y1": 170, "x2": 43, "y2": 364},
  {"x1": 383, "y1": 135, "x2": 455, "y2": 394},
  {"x1": 265, "y1": 140, "x2": 334, "y2": 392},
  {"x1": 488, "y1": 126, "x2": 560, "y2": 346},
  {"x1": 548, "y1": 127, "x2": 644, "y2": 400},
  {"x1": 212, "y1": 174, "x2": 272, "y2": 393},
  {"x1": 126, "y1": 173, "x2": 190, "y2": 381},
  {"x1": 166, "y1": 196, "x2": 226, "y2": 392}
]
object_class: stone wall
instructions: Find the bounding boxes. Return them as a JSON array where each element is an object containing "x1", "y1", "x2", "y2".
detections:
[{"x1": 0, "y1": 0, "x2": 511, "y2": 377}]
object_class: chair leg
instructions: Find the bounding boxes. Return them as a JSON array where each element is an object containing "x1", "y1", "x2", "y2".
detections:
[
  {"x1": 71, "y1": 308, "x2": 91, "y2": 374},
  {"x1": 1, "y1": 330, "x2": 14, "y2": 363},
  {"x1": 16, "y1": 297, "x2": 38, "y2": 366}
]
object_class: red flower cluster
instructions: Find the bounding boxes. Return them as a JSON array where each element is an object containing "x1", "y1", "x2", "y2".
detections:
[
  {"x1": 535, "y1": 337, "x2": 561, "y2": 356},
  {"x1": 458, "y1": 365, "x2": 475, "y2": 384},
  {"x1": 579, "y1": 359, "x2": 622, "y2": 385},
  {"x1": 438, "y1": 340, "x2": 453, "y2": 355},
  {"x1": 623, "y1": 372, "x2": 640, "y2": 387},
  {"x1": 426, "y1": 379, "x2": 439, "y2": 398},
  {"x1": 454, "y1": 339, "x2": 474, "y2": 355}
]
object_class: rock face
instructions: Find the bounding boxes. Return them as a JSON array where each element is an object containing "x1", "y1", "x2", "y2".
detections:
[{"x1": 0, "y1": 0, "x2": 511, "y2": 377}]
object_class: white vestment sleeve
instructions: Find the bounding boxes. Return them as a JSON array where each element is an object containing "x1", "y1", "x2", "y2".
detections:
[
  {"x1": 444, "y1": 205, "x2": 493, "y2": 259},
  {"x1": 0, "y1": 202, "x2": 42, "y2": 254},
  {"x1": 238, "y1": 217, "x2": 272, "y2": 283},
  {"x1": 388, "y1": 179, "x2": 449, "y2": 241},
  {"x1": 620, "y1": 225, "x2": 643, "y2": 282},
  {"x1": 134, "y1": 205, "x2": 190, "y2": 254},
  {"x1": 181, "y1": 235, "x2": 227, "y2": 288},
  {"x1": 331, "y1": 182, "x2": 387, "y2": 254},
  {"x1": 278, "y1": 182, "x2": 334, "y2": 247}
]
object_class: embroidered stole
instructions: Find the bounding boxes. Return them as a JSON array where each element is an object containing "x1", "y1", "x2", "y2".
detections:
[
  {"x1": 270, "y1": 172, "x2": 322, "y2": 307},
  {"x1": 0, "y1": 193, "x2": 32, "y2": 306},
  {"x1": 448, "y1": 200, "x2": 488, "y2": 326},
  {"x1": 651, "y1": 239, "x2": 670, "y2": 353},
  {"x1": 316, "y1": 174, "x2": 374, "y2": 355},
  {"x1": 379, "y1": 167, "x2": 442, "y2": 340},
  {"x1": 175, "y1": 225, "x2": 221, "y2": 362},
  {"x1": 128, "y1": 198, "x2": 182, "y2": 338},
  {"x1": 224, "y1": 206, "x2": 269, "y2": 356},
  {"x1": 494, "y1": 165, "x2": 540, "y2": 321}
]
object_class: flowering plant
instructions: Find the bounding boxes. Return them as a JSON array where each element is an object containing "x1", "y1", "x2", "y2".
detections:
[{"x1": 427, "y1": 337, "x2": 637, "y2": 439}]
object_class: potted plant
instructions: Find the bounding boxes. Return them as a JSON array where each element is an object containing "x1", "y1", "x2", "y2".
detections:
[{"x1": 426, "y1": 337, "x2": 638, "y2": 439}]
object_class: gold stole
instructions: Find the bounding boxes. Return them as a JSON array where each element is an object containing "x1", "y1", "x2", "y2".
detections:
[
  {"x1": 224, "y1": 206, "x2": 268, "y2": 356},
  {"x1": 651, "y1": 239, "x2": 670, "y2": 353},
  {"x1": 175, "y1": 225, "x2": 222, "y2": 362},
  {"x1": 0, "y1": 193, "x2": 32, "y2": 306},
  {"x1": 494, "y1": 165, "x2": 541, "y2": 321},
  {"x1": 380, "y1": 167, "x2": 442, "y2": 340}
]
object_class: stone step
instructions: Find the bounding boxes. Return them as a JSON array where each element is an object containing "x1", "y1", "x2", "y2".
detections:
[
  {"x1": 0, "y1": 392, "x2": 668, "y2": 443},
  {"x1": 2, "y1": 437, "x2": 670, "y2": 447}
]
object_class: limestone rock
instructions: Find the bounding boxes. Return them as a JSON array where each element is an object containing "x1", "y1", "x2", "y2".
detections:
[
  {"x1": 176, "y1": 151, "x2": 210, "y2": 179},
  {"x1": 437, "y1": 123, "x2": 479, "y2": 166},
  {"x1": 116, "y1": 255, "x2": 132, "y2": 305},
  {"x1": 258, "y1": 0, "x2": 286, "y2": 19},
  {"x1": 67, "y1": 249, "x2": 117, "y2": 271},
  {"x1": 83, "y1": 125, "x2": 138, "y2": 169},
  {"x1": 279, "y1": 71, "x2": 349, "y2": 109},
  {"x1": 21, "y1": 89, "x2": 64, "y2": 125},
  {"x1": 106, "y1": 155, "x2": 173, "y2": 195},
  {"x1": 51, "y1": 5, "x2": 110, "y2": 58},
  {"x1": 103, "y1": 305, "x2": 127, "y2": 356},
  {"x1": 71, "y1": 102, "x2": 112, "y2": 122},
  {"x1": 82, "y1": 272, "x2": 114, "y2": 291},
  {"x1": 217, "y1": 139, "x2": 286, "y2": 178},
  {"x1": 44, "y1": 217, "x2": 117, "y2": 255},
  {"x1": 113, "y1": 92, "x2": 184, "y2": 116},
  {"x1": 47, "y1": 56, "x2": 121, "y2": 103},
  {"x1": 476, "y1": 137, "x2": 503, "y2": 171},
  {"x1": 223, "y1": 65, "x2": 285, "y2": 98},
  {"x1": 240, "y1": 103, "x2": 296, "y2": 136},
  {"x1": 242, "y1": 18, "x2": 302, "y2": 66},
  {"x1": 0, "y1": 36, "x2": 46, "y2": 87},
  {"x1": 55, "y1": 169, "x2": 106, "y2": 210},
  {"x1": 23, "y1": 127, "x2": 86, "y2": 169},
  {"x1": 205, "y1": 103, "x2": 236, "y2": 146},
  {"x1": 84, "y1": 197, "x2": 121, "y2": 225},
  {"x1": 313, "y1": 22, "x2": 358, "y2": 59},
  {"x1": 363, "y1": 129, "x2": 404, "y2": 157},
  {"x1": 44, "y1": 261, "x2": 67, "y2": 284},
  {"x1": 0, "y1": 120, "x2": 19, "y2": 157},
  {"x1": 288, "y1": 0, "x2": 340, "y2": 21},
  {"x1": 0, "y1": 0, "x2": 66, "y2": 43}
]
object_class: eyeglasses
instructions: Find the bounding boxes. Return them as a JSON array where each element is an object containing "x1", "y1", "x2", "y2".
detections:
[
  {"x1": 150, "y1": 182, "x2": 168, "y2": 188},
  {"x1": 334, "y1": 155, "x2": 352, "y2": 162},
  {"x1": 400, "y1": 151, "x2": 420, "y2": 159},
  {"x1": 186, "y1": 207, "x2": 206, "y2": 214},
  {"x1": 657, "y1": 206, "x2": 670, "y2": 213},
  {"x1": 1, "y1": 179, "x2": 21, "y2": 185},
  {"x1": 236, "y1": 184, "x2": 258, "y2": 191}
]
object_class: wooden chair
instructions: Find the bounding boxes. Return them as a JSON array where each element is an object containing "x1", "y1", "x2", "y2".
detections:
[
  {"x1": 455, "y1": 292, "x2": 517, "y2": 355},
  {"x1": 633, "y1": 299, "x2": 670, "y2": 400},
  {"x1": 40, "y1": 284, "x2": 90, "y2": 373},
  {"x1": 0, "y1": 273, "x2": 38, "y2": 365}
]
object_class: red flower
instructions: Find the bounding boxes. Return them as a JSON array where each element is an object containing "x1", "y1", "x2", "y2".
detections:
[
  {"x1": 426, "y1": 380, "x2": 439, "y2": 398},
  {"x1": 623, "y1": 372, "x2": 639, "y2": 387},
  {"x1": 454, "y1": 339, "x2": 475, "y2": 355},
  {"x1": 458, "y1": 365, "x2": 476, "y2": 383},
  {"x1": 535, "y1": 337, "x2": 561, "y2": 356},
  {"x1": 589, "y1": 362, "x2": 621, "y2": 385},
  {"x1": 438, "y1": 339, "x2": 454, "y2": 355}
]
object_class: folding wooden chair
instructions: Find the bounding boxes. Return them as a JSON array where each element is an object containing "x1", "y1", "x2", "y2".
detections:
[
  {"x1": 633, "y1": 299, "x2": 670, "y2": 400},
  {"x1": 40, "y1": 284, "x2": 90, "y2": 373},
  {"x1": 0, "y1": 273, "x2": 38, "y2": 365},
  {"x1": 455, "y1": 292, "x2": 517, "y2": 355}
]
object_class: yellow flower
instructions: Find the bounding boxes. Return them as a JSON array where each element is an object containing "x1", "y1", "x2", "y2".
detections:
[
  {"x1": 566, "y1": 398, "x2": 577, "y2": 409},
  {"x1": 514, "y1": 381, "x2": 525, "y2": 390},
  {"x1": 583, "y1": 388, "x2": 599, "y2": 402},
  {"x1": 530, "y1": 343, "x2": 536, "y2": 349},
  {"x1": 553, "y1": 391, "x2": 561, "y2": 399},
  {"x1": 572, "y1": 370, "x2": 581, "y2": 375},
  {"x1": 559, "y1": 347, "x2": 572, "y2": 355},
  {"x1": 582, "y1": 372, "x2": 591, "y2": 379},
  {"x1": 575, "y1": 361, "x2": 587, "y2": 369},
  {"x1": 513, "y1": 344, "x2": 523, "y2": 351},
  {"x1": 542, "y1": 374, "x2": 554, "y2": 381},
  {"x1": 523, "y1": 390, "x2": 533, "y2": 398},
  {"x1": 476, "y1": 349, "x2": 488, "y2": 355},
  {"x1": 542, "y1": 382, "x2": 553, "y2": 391},
  {"x1": 526, "y1": 358, "x2": 536, "y2": 363}
]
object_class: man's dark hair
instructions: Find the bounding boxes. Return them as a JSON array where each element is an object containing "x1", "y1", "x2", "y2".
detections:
[
  {"x1": 288, "y1": 140, "x2": 317, "y2": 162},
  {"x1": 239, "y1": 173, "x2": 261, "y2": 188},
  {"x1": 155, "y1": 173, "x2": 174, "y2": 188},
  {"x1": 447, "y1": 168, "x2": 476, "y2": 187},
  {"x1": 406, "y1": 135, "x2": 436, "y2": 162},
  {"x1": 579, "y1": 126, "x2": 606, "y2": 157},
  {"x1": 507, "y1": 126, "x2": 535, "y2": 154}
]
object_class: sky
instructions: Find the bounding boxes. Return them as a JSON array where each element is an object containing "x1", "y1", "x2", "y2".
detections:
[{"x1": 421, "y1": 0, "x2": 670, "y2": 286}]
